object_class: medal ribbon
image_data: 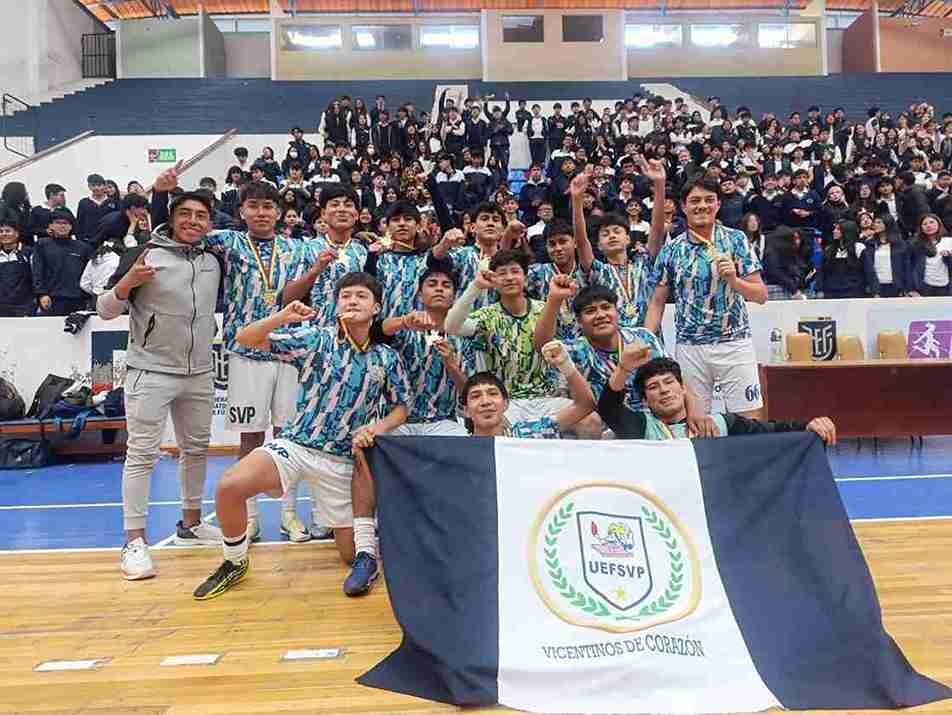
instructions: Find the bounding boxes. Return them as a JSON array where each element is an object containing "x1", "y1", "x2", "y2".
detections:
[
  {"x1": 246, "y1": 236, "x2": 277, "y2": 293},
  {"x1": 338, "y1": 316, "x2": 370, "y2": 353},
  {"x1": 610, "y1": 260, "x2": 636, "y2": 306},
  {"x1": 330, "y1": 236, "x2": 352, "y2": 261}
]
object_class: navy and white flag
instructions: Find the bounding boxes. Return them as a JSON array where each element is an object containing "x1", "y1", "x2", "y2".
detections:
[{"x1": 359, "y1": 433, "x2": 951, "y2": 714}]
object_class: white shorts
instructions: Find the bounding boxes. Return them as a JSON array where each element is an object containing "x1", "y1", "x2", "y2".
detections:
[
  {"x1": 505, "y1": 397, "x2": 572, "y2": 425},
  {"x1": 226, "y1": 354, "x2": 298, "y2": 432},
  {"x1": 255, "y1": 438, "x2": 354, "y2": 528},
  {"x1": 676, "y1": 338, "x2": 763, "y2": 414},
  {"x1": 391, "y1": 420, "x2": 468, "y2": 437}
]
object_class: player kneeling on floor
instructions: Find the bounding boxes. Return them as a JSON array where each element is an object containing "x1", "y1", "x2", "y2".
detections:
[
  {"x1": 193, "y1": 273, "x2": 410, "y2": 601},
  {"x1": 462, "y1": 340, "x2": 596, "y2": 438}
]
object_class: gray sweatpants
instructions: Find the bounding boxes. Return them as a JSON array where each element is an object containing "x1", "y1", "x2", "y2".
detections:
[{"x1": 122, "y1": 367, "x2": 214, "y2": 531}]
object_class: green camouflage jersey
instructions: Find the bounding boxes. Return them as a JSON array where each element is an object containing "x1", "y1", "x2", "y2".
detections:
[{"x1": 469, "y1": 299, "x2": 555, "y2": 400}]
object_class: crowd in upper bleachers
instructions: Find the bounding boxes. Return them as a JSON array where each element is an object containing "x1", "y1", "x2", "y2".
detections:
[{"x1": 1, "y1": 88, "x2": 951, "y2": 318}]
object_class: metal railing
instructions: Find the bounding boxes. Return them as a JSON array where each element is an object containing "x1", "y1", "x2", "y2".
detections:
[
  {"x1": 1, "y1": 93, "x2": 34, "y2": 159},
  {"x1": 0, "y1": 131, "x2": 95, "y2": 180},
  {"x1": 82, "y1": 33, "x2": 116, "y2": 79}
]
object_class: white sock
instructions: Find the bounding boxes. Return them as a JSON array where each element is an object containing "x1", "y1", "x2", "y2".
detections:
[
  {"x1": 281, "y1": 476, "x2": 300, "y2": 512},
  {"x1": 223, "y1": 529, "x2": 249, "y2": 565},
  {"x1": 353, "y1": 517, "x2": 376, "y2": 558},
  {"x1": 306, "y1": 475, "x2": 323, "y2": 525}
]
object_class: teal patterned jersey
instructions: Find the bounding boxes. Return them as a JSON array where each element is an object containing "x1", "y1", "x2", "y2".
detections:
[
  {"x1": 374, "y1": 250, "x2": 432, "y2": 318},
  {"x1": 268, "y1": 325, "x2": 411, "y2": 457},
  {"x1": 586, "y1": 254, "x2": 653, "y2": 328},
  {"x1": 526, "y1": 262, "x2": 587, "y2": 341},
  {"x1": 205, "y1": 230, "x2": 309, "y2": 361},
  {"x1": 391, "y1": 329, "x2": 477, "y2": 423},
  {"x1": 446, "y1": 246, "x2": 498, "y2": 309},
  {"x1": 510, "y1": 416, "x2": 561, "y2": 439},
  {"x1": 650, "y1": 224, "x2": 761, "y2": 345},
  {"x1": 302, "y1": 237, "x2": 368, "y2": 328},
  {"x1": 566, "y1": 326, "x2": 666, "y2": 411}
]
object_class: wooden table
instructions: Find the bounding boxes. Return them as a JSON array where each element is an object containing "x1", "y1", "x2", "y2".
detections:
[
  {"x1": 760, "y1": 359, "x2": 952, "y2": 438},
  {"x1": 0, "y1": 416, "x2": 127, "y2": 456}
]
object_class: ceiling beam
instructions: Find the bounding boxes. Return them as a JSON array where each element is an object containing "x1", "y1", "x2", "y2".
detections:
[
  {"x1": 888, "y1": 0, "x2": 931, "y2": 16},
  {"x1": 84, "y1": 1, "x2": 121, "y2": 20}
]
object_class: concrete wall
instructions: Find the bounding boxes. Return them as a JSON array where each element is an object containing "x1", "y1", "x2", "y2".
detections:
[
  {"x1": 45, "y1": 0, "x2": 107, "y2": 90},
  {"x1": 625, "y1": 16, "x2": 823, "y2": 77},
  {"x1": 878, "y1": 16, "x2": 952, "y2": 72},
  {"x1": 119, "y1": 17, "x2": 202, "y2": 78},
  {"x1": 0, "y1": 0, "x2": 108, "y2": 100},
  {"x1": 201, "y1": 12, "x2": 226, "y2": 79},
  {"x1": 827, "y1": 28, "x2": 845, "y2": 73},
  {"x1": 482, "y1": 10, "x2": 627, "y2": 82},
  {"x1": 224, "y1": 33, "x2": 270, "y2": 77},
  {"x1": 0, "y1": 0, "x2": 41, "y2": 99},
  {"x1": 842, "y1": 10, "x2": 877, "y2": 73},
  {"x1": 1, "y1": 132, "x2": 326, "y2": 211},
  {"x1": 274, "y1": 16, "x2": 481, "y2": 81}
]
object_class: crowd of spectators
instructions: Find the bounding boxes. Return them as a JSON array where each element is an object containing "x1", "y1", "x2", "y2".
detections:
[{"x1": 1, "y1": 89, "x2": 951, "y2": 319}]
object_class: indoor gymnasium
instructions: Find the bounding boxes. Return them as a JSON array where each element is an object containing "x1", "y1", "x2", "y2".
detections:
[{"x1": 0, "y1": 1, "x2": 950, "y2": 713}]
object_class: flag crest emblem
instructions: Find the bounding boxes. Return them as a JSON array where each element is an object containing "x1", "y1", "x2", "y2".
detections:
[{"x1": 530, "y1": 483, "x2": 701, "y2": 633}]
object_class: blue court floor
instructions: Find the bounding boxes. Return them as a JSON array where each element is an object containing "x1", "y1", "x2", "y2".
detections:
[{"x1": 0, "y1": 437, "x2": 950, "y2": 552}]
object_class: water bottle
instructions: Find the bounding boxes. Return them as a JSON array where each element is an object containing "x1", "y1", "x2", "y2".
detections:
[{"x1": 769, "y1": 328, "x2": 785, "y2": 363}]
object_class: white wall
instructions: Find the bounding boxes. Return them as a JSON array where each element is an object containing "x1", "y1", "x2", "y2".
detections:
[
  {"x1": 201, "y1": 12, "x2": 226, "y2": 79},
  {"x1": 0, "y1": 132, "x2": 322, "y2": 212},
  {"x1": 827, "y1": 27, "x2": 845, "y2": 73},
  {"x1": 119, "y1": 17, "x2": 201, "y2": 78},
  {"x1": 0, "y1": 315, "x2": 239, "y2": 448},
  {"x1": 2, "y1": 299, "x2": 950, "y2": 447},
  {"x1": 45, "y1": 0, "x2": 107, "y2": 90},
  {"x1": 482, "y1": 10, "x2": 627, "y2": 82},
  {"x1": 224, "y1": 33, "x2": 270, "y2": 77},
  {"x1": 0, "y1": 0, "x2": 106, "y2": 101}
]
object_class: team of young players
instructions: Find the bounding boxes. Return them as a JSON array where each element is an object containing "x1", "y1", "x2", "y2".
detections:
[{"x1": 103, "y1": 157, "x2": 771, "y2": 600}]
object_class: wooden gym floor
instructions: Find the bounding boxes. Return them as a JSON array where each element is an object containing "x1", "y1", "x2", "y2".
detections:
[{"x1": 0, "y1": 519, "x2": 949, "y2": 715}]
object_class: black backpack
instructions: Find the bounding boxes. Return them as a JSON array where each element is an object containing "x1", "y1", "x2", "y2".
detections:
[
  {"x1": 27, "y1": 374, "x2": 75, "y2": 419},
  {"x1": 101, "y1": 387, "x2": 125, "y2": 417},
  {"x1": 0, "y1": 377, "x2": 25, "y2": 422}
]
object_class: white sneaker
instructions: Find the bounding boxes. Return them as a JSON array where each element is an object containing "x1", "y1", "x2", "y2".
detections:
[
  {"x1": 247, "y1": 516, "x2": 261, "y2": 543},
  {"x1": 281, "y1": 511, "x2": 311, "y2": 542},
  {"x1": 120, "y1": 538, "x2": 156, "y2": 580},
  {"x1": 173, "y1": 519, "x2": 223, "y2": 546}
]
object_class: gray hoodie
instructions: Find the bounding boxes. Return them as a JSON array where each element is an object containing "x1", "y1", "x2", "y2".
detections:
[{"x1": 97, "y1": 224, "x2": 221, "y2": 376}]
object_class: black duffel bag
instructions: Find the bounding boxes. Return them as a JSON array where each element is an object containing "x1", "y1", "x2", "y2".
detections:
[
  {"x1": 27, "y1": 374, "x2": 75, "y2": 419},
  {"x1": 0, "y1": 439, "x2": 53, "y2": 469}
]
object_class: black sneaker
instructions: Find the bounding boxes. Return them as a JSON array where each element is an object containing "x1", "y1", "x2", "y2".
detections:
[{"x1": 193, "y1": 559, "x2": 249, "y2": 601}]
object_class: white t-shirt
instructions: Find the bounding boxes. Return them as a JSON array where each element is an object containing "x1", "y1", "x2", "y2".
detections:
[
  {"x1": 874, "y1": 243, "x2": 893, "y2": 284},
  {"x1": 923, "y1": 237, "x2": 952, "y2": 287}
]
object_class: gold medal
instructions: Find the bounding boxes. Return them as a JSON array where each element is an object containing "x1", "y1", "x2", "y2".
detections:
[
  {"x1": 559, "y1": 300, "x2": 573, "y2": 321},
  {"x1": 246, "y1": 236, "x2": 278, "y2": 307},
  {"x1": 610, "y1": 260, "x2": 639, "y2": 321},
  {"x1": 379, "y1": 234, "x2": 393, "y2": 249},
  {"x1": 332, "y1": 238, "x2": 352, "y2": 263}
]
